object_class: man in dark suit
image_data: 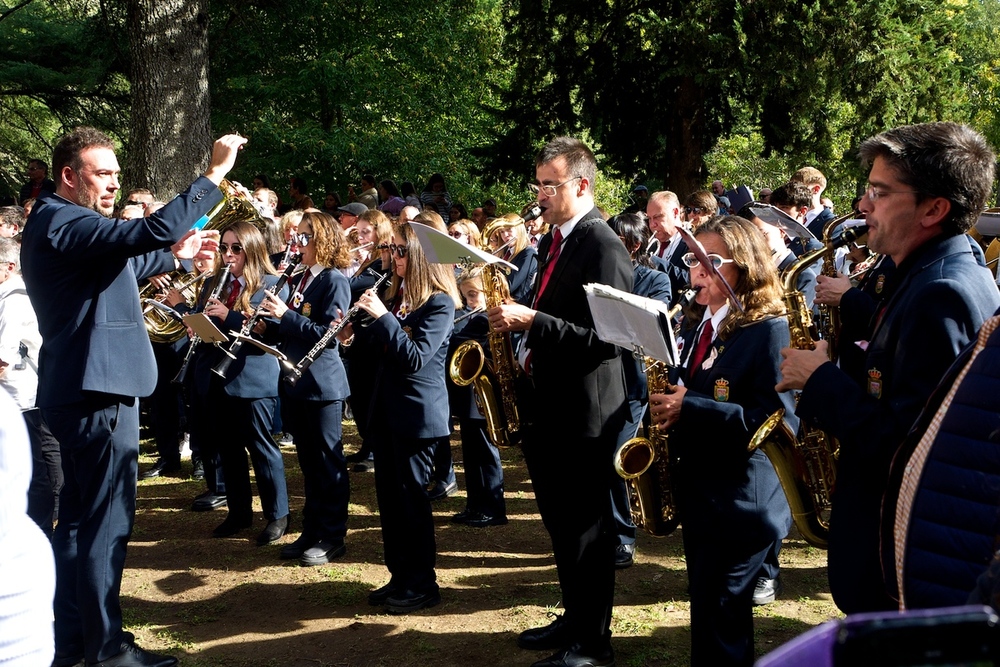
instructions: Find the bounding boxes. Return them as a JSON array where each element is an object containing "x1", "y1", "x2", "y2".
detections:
[
  {"x1": 778, "y1": 122, "x2": 1000, "y2": 614},
  {"x1": 489, "y1": 137, "x2": 632, "y2": 667},
  {"x1": 20, "y1": 126, "x2": 245, "y2": 667},
  {"x1": 645, "y1": 190, "x2": 689, "y2": 302},
  {"x1": 18, "y1": 159, "x2": 56, "y2": 205}
]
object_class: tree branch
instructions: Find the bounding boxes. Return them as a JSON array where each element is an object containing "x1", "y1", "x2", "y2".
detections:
[{"x1": 0, "y1": 0, "x2": 35, "y2": 23}]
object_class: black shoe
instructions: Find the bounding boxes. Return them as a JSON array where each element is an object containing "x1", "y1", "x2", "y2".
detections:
[
  {"x1": 273, "y1": 432, "x2": 293, "y2": 446},
  {"x1": 530, "y1": 643, "x2": 615, "y2": 667},
  {"x1": 191, "y1": 456, "x2": 205, "y2": 480},
  {"x1": 52, "y1": 655, "x2": 84, "y2": 667},
  {"x1": 451, "y1": 509, "x2": 474, "y2": 524},
  {"x1": 89, "y1": 632, "x2": 178, "y2": 667},
  {"x1": 212, "y1": 515, "x2": 252, "y2": 538},
  {"x1": 140, "y1": 458, "x2": 181, "y2": 480},
  {"x1": 352, "y1": 458, "x2": 375, "y2": 473},
  {"x1": 345, "y1": 451, "x2": 369, "y2": 464},
  {"x1": 752, "y1": 576, "x2": 782, "y2": 606},
  {"x1": 279, "y1": 532, "x2": 315, "y2": 560},
  {"x1": 300, "y1": 540, "x2": 346, "y2": 566},
  {"x1": 191, "y1": 491, "x2": 227, "y2": 511},
  {"x1": 257, "y1": 515, "x2": 289, "y2": 546},
  {"x1": 427, "y1": 480, "x2": 458, "y2": 501},
  {"x1": 464, "y1": 511, "x2": 508, "y2": 528},
  {"x1": 614, "y1": 543, "x2": 635, "y2": 569},
  {"x1": 385, "y1": 589, "x2": 441, "y2": 614},
  {"x1": 517, "y1": 614, "x2": 573, "y2": 651},
  {"x1": 368, "y1": 581, "x2": 399, "y2": 606}
]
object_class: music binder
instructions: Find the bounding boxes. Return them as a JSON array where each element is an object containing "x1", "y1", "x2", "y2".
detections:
[{"x1": 583, "y1": 283, "x2": 679, "y2": 366}]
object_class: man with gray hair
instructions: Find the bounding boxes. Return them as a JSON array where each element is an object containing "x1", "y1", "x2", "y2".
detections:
[{"x1": 0, "y1": 207, "x2": 25, "y2": 239}]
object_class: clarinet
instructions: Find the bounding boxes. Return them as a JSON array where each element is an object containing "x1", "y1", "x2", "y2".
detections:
[
  {"x1": 172, "y1": 264, "x2": 231, "y2": 385},
  {"x1": 211, "y1": 257, "x2": 301, "y2": 379},
  {"x1": 282, "y1": 270, "x2": 390, "y2": 386}
]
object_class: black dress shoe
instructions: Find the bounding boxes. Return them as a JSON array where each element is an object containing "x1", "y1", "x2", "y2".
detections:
[
  {"x1": 368, "y1": 581, "x2": 399, "y2": 606},
  {"x1": 530, "y1": 643, "x2": 615, "y2": 667},
  {"x1": 464, "y1": 511, "x2": 508, "y2": 528},
  {"x1": 300, "y1": 540, "x2": 346, "y2": 566},
  {"x1": 345, "y1": 450, "x2": 369, "y2": 464},
  {"x1": 140, "y1": 458, "x2": 181, "y2": 480},
  {"x1": 752, "y1": 575, "x2": 782, "y2": 606},
  {"x1": 257, "y1": 515, "x2": 289, "y2": 546},
  {"x1": 385, "y1": 588, "x2": 441, "y2": 614},
  {"x1": 191, "y1": 456, "x2": 205, "y2": 480},
  {"x1": 89, "y1": 632, "x2": 178, "y2": 667},
  {"x1": 517, "y1": 614, "x2": 573, "y2": 651},
  {"x1": 212, "y1": 515, "x2": 252, "y2": 538},
  {"x1": 279, "y1": 532, "x2": 315, "y2": 560},
  {"x1": 352, "y1": 458, "x2": 375, "y2": 473},
  {"x1": 426, "y1": 479, "x2": 458, "y2": 501},
  {"x1": 451, "y1": 509, "x2": 474, "y2": 524},
  {"x1": 614, "y1": 543, "x2": 635, "y2": 569},
  {"x1": 52, "y1": 655, "x2": 84, "y2": 667},
  {"x1": 191, "y1": 491, "x2": 227, "y2": 511}
]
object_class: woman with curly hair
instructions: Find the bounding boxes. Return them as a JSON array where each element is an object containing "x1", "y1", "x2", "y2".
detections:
[
  {"x1": 649, "y1": 215, "x2": 796, "y2": 667},
  {"x1": 259, "y1": 212, "x2": 353, "y2": 565}
]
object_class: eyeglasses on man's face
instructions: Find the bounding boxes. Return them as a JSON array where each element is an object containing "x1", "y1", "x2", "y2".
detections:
[
  {"x1": 681, "y1": 252, "x2": 735, "y2": 270},
  {"x1": 218, "y1": 243, "x2": 244, "y2": 255},
  {"x1": 528, "y1": 177, "x2": 582, "y2": 197},
  {"x1": 865, "y1": 184, "x2": 919, "y2": 202}
]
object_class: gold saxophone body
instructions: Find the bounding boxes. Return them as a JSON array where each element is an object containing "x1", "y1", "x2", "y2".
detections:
[
  {"x1": 814, "y1": 214, "x2": 850, "y2": 362},
  {"x1": 748, "y1": 217, "x2": 867, "y2": 548},
  {"x1": 611, "y1": 287, "x2": 697, "y2": 537},
  {"x1": 448, "y1": 208, "x2": 540, "y2": 448}
]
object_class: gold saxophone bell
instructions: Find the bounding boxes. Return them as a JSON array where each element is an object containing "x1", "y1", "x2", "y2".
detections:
[
  {"x1": 613, "y1": 436, "x2": 656, "y2": 479},
  {"x1": 449, "y1": 339, "x2": 485, "y2": 387}
]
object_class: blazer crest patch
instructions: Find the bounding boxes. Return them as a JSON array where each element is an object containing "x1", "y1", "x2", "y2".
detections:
[
  {"x1": 875, "y1": 273, "x2": 886, "y2": 294},
  {"x1": 713, "y1": 378, "x2": 730, "y2": 402},
  {"x1": 302, "y1": 303, "x2": 312, "y2": 318},
  {"x1": 867, "y1": 368, "x2": 883, "y2": 398},
  {"x1": 402, "y1": 325, "x2": 413, "y2": 339}
]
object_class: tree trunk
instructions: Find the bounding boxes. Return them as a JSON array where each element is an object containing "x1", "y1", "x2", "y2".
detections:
[
  {"x1": 124, "y1": 0, "x2": 212, "y2": 199},
  {"x1": 662, "y1": 75, "x2": 707, "y2": 199}
]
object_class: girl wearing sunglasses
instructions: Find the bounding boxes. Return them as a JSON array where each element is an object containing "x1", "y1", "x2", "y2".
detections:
[
  {"x1": 648, "y1": 215, "x2": 798, "y2": 666},
  {"x1": 181, "y1": 220, "x2": 291, "y2": 546},
  {"x1": 336, "y1": 221, "x2": 461, "y2": 614}
]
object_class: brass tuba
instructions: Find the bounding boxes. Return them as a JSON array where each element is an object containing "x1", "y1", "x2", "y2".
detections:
[
  {"x1": 448, "y1": 206, "x2": 541, "y2": 448},
  {"x1": 141, "y1": 179, "x2": 269, "y2": 343},
  {"x1": 748, "y1": 218, "x2": 868, "y2": 549}
]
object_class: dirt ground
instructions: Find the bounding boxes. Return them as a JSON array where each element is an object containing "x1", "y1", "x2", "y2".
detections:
[{"x1": 124, "y1": 423, "x2": 842, "y2": 666}]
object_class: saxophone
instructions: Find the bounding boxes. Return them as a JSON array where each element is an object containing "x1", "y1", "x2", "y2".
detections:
[
  {"x1": 813, "y1": 214, "x2": 854, "y2": 362},
  {"x1": 448, "y1": 206, "x2": 542, "y2": 448},
  {"x1": 748, "y1": 219, "x2": 868, "y2": 549},
  {"x1": 612, "y1": 286, "x2": 698, "y2": 537}
]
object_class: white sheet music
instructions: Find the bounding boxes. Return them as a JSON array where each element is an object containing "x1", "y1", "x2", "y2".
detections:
[
  {"x1": 182, "y1": 313, "x2": 228, "y2": 344},
  {"x1": 584, "y1": 283, "x2": 679, "y2": 365}
]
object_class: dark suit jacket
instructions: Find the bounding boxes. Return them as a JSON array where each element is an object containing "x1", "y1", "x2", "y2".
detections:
[
  {"x1": 507, "y1": 246, "x2": 538, "y2": 305},
  {"x1": 267, "y1": 267, "x2": 351, "y2": 401},
  {"x1": 797, "y1": 233, "x2": 1000, "y2": 612},
  {"x1": 20, "y1": 177, "x2": 223, "y2": 407},
  {"x1": 653, "y1": 238, "x2": 690, "y2": 306},
  {"x1": 672, "y1": 316, "x2": 796, "y2": 547},
  {"x1": 188, "y1": 274, "x2": 288, "y2": 399},
  {"x1": 19, "y1": 178, "x2": 55, "y2": 204},
  {"x1": 523, "y1": 209, "x2": 633, "y2": 438},
  {"x1": 350, "y1": 257, "x2": 389, "y2": 305},
  {"x1": 362, "y1": 291, "x2": 455, "y2": 439}
]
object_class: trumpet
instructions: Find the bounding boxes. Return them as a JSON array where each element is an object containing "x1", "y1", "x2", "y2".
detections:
[
  {"x1": 212, "y1": 258, "x2": 302, "y2": 379},
  {"x1": 173, "y1": 264, "x2": 231, "y2": 384},
  {"x1": 282, "y1": 270, "x2": 391, "y2": 386}
]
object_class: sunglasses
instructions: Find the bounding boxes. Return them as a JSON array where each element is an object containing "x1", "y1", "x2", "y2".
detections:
[
  {"x1": 448, "y1": 231, "x2": 466, "y2": 238},
  {"x1": 681, "y1": 252, "x2": 735, "y2": 270},
  {"x1": 388, "y1": 244, "x2": 408, "y2": 258},
  {"x1": 683, "y1": 206, "x2": 706, "y2": 215},
  {"x1": 297, "y1": 232, "x2": 314, "y2": 247},
  {"x1": 218, "y1": 243, "x2": 244, "y2": 255}
]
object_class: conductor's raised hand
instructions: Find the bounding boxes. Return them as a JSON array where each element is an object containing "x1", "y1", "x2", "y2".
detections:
[
  {"x1": 172, "y1": 229, "x2": 219, "y2": 261},
  {"x1": 204, "y1": 134, "x2": 249, "y2": 185}
]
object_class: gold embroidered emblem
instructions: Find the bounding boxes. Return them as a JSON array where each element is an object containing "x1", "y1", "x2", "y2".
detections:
[
  {"x1": 714, "y1": 378, "x2": 730, "y2": 402},
  {"x1": 875, "y1": 274, "x2": 885, "y2": 294},
  {"x1": 402, "y1": 325, "x2": 413, "y2": 339},
  {"x1": 867, "y1": 368, "x2": 883, "y2": 398},
  {"x1": 302, "y1": 303, "x2": 312, "y2": 318}
]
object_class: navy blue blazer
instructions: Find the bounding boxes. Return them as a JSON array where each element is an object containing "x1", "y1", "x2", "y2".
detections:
[
  {"x1": 624, "y1": 264, "x2": 672, "y2": 401},
  {"x1": 507, "y1": 246, "x2": 538, "y2": 305},
  {"x1": 653, "y1": 238, "x2": 690, "y2": 306},
  {"x1": 350, "y1": 257, "x2": 389, "y2": 305},
  {"x1": 797, "y1": 233, "x2": 1000, "y2": 612},
  {"x1": 672, "y1": 315, "x2": 796, "y2": 546},
  {"x1": 21, "y1": 177, "x2": 223, "y2": 407},
  {"x1": 524, "y1": 209, "x2": 633, "y2": 439},
  {"x1": 268, "y1": 267, "x2": 351, "y2": 401},
  {"x1": 362, "y1": 291, "x2": 455, "y2": 439},
  {"x1": 187, "y1": 274, "x2": 289, "y2": 399}
]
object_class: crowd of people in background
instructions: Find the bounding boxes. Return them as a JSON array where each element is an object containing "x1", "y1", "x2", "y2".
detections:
[{"x1": 3, "y1": 123, "x2": 1000, "y2": 667}]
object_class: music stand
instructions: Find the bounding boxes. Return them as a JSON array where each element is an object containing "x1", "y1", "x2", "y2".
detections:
[{"x1": 584, "y1": 283, "x2": 679, "y2": 367}]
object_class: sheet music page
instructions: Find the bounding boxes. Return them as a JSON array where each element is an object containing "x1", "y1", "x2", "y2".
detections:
[
  {"x1": 182, "y1": 313, "x2": 228, "y2": 344},
  {"x1": 584, "y1": 283, "x2": 678, "y2": 365}
]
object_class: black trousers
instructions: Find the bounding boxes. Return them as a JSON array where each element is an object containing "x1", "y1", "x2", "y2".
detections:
[
  {"x1": 283, "y1": 397, "x2": 349, "y2": 541},
  {"x1": 458, "y1": 418, "x2": 505, "y2": 518},
  {"x1": 44, "y1": 395, "x2": 138, "y2": 663},
  {"x1": 23, "y1": 408, "x2": 62, "y2": 538},
  {"x1": 521, "y1": 423, "x2": 617, "y2": 652},
  {"x1": 370, "y1": 426, "x2": 438, "y2": 595}
]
